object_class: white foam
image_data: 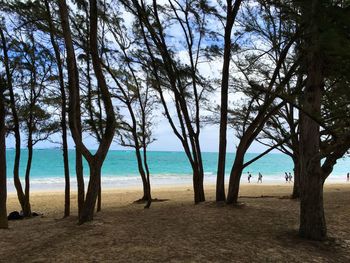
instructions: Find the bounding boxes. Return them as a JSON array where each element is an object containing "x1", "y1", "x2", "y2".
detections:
[{"x1": 6, "y1": 172, "x2": 348, "y2": 192}]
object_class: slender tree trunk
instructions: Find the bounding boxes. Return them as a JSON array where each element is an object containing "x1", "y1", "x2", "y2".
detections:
[
  {"x1": 227, "y1": 131, "x2": 250, "y2": 205},
  {"x1": 291, "y1": 157, "x2": 300, "y2": 199},
  {"x1": 193, "y1": 167, "x2": 205, "y2": 203},
  {"x1": 131, "y1": 152, "x2": 149, "y2": 202},
  {"x1": 0, "y1": 28, "x2": 27, "y2": 214},
  {"x1": 144, "y1": 170, "x2": 152, "y2": 209},
  {"x1": 135, "y1": 148, "x2": 149, "y2": 201},
  {"x1": 144, "y1": 153, "x2": 152, "y2": 208},
  {"x1": 97, "y1": 181, "x2": 101, "y2": 212},
  {"x1": 12, "y1": 130, "x2": 26, "y2": 213},
  {"x1": 216, "y1": 24, "x2": 230, "y2": 202},
  {"x1": 0, "y1": 84, "x2": 8, "y2": 229},
  {"x1": 59, "y1": 0, "x2": 115, "y2": 224},
  {"x1": 132, "y1": 147, "x2": 150, "y2": 204},
  {"x1": 193, "y1": 137, "x2": 205, "y2": 203},
  {"x1": 43, "y1": 0, "x2": 71, "y2": 218},
  {"x1": 226, "y1": 154, "x2": 244, "y2": 204},
  {"x1": 23, "y1": 136, "x2": 33, "y2": 217},
  {"x1": 141, "y1": 178, "x2": 149, "y2": 201},
  {"x1": 216, "y1": 0, "x2": 242, "y2": 202},
  {"x1": 76, "y1": 150, "x2": 84, "y2": 218},
  {"x1": 62, "y1": 137, "x2": 70, "y2": 217},
  {"x1": 85, "y1": 47, "x2": 102, "y2": 214},
  {"x1": 79, "y1": 162, "x2": 101, "y2": 224}
]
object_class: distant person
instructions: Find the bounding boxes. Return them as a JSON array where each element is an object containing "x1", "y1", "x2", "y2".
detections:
[
  {"x1": 289, "y1": 172, "x2": 293, "y2": 182},
  {"x1": 347, "y1": 172, "x2": 349, "y2": 182},
  {"x1": 258, "y1": 172, "x2": 263, "y2": 183},
  {"x1": 248, "y1": 172, "x2": 252, "y2": 183},
  {"x1": 285, "y1": 172, "x2": 289, "y2": 183}
]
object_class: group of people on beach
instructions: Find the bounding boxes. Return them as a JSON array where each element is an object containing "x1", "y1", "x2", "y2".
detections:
[
  {"x1": 247, "y1": 172, "x2": 263, "y2": 183},
  {"x1": 285, "y1": 172, "x2": 293, "y2": 183},
  {"x1": 247, "y1": 171, "x2": 350, "y2": 183}
]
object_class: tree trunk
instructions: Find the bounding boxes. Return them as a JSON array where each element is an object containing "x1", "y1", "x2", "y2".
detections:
[
  {"x1": 59, "y1": 0, "x2": 116, "y2": 224},
  {"x1": 142, "y1": 145, "x2": 152, "y2": 209},
  {"x1": 62, "y1": 139, "x2": 70, "y2": 217},
  {"x1": 193, "y1": 138, "x2": 205, "y2": 203},
  {"x1": 299, "y1": 89, "x2": 326, "y2": 240},
  {"x1": 141, "y1": 178, "x2": 149, "y2": 201},
  {"x1": 76, "y1": 150, "x2": 84, "y2": 218},
  {"x1": 23, "y1": 136, "x2": 33, "y2": 217},
  {"x1": 44, "y1": 0, "x2": 71, "y2": 218},
  {"x1": 134, "y1": 148, "x2": 149, "y2": 202},
  {"x1": 0, "y1": 84, "x2": 8, "y2": 229},
  {"x1": 291, "y1": 157, "x2": 300, "y2": 199},
  {"x1": 79, "y1": 162, "x2": 101, "y2": 224},
  {"x1": 97, "y1": 182, "x2": 101, "y2": 212},
  {"x1": 0, "y1": 28, "x2": 27, "y2": 216},
  {"x1": 299, "y1": 169, "x2": 326, "y2": 240},
  {"x1": 298, "y1": 0, "x2": 326, "y2": 240},
  {"x1": 216, "y1": 0, "x2": 242, "y2": 202},
  {"x1": 226, "y1": 159, "x2": 244, "y2": 204},
  {"x1": 216, "y1": 16, "x2": 231, "y2": 202},
  {"x1": 193, "y1": 167, "x2": 205, "y2": 203},
  {"x1": 23, "y1": 135, "x2": 33, "y2": 217},
  {"x1": 144, "y1": 181, "x2": 152, "y2": 208},
  {"x1": 227, "y1": 143, "x2": 247, "y2": 204}
]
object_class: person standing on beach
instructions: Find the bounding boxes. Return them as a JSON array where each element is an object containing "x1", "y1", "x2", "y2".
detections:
[
  {"x1": 258, "y1": 172, "x2": 263, "y2": 183},
  {"x1": 288, "y1": 172, "x2": 293, "y2": 182},
  {"x1": 347, "y1": 172, "x2": 349, "y2": 182},
  {"x1": 285, "y1": 172, "x2": 289, "y2": 183},
  {"x1": 248, "y1": 172, "x2": 252, "y2": 183}
]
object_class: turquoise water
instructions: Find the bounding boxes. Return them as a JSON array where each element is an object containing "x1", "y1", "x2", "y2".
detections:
[{"x1": 5, "y1": 149, "x2": 350, "y2": 191}]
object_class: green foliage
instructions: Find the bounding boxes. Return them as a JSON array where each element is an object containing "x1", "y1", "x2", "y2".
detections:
[{"x1": 320, "y1": 5, "x2": 350, "y2": 77}]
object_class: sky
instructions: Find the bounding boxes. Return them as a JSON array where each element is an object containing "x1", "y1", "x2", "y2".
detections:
[
  {"x1": 6, "y1": 119, "x2": 269, "y2": 153},
  {"x1": 4, "y1": 0, "x2": 272, "y2": 154}
]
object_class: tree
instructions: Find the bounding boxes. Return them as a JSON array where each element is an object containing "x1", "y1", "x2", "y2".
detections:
[
  {"x1": 58, "y1": 0, "x2": 116, "y2": 223},
  {"x1": 100, "y1": 13, "x2": 157, "y2": 207},
  {"x1": 256, "y1": 100, "x2": 301, "y2": 198},
  {"x1": 122, "y1": 0, "x2": 216, "y2": 203},
  {"x1": 248, "y1": 2, "x2": 302, "y2": 197},
  {"x1": 13, "y1": 28, "x2": 58, "y2": 217},
  {"x1": 0, "y1": 24, "x2": 30, "y2": 217},
  {"x1": 216, "y1": 0, "x2": 242, "y2": 202},
  {"x1": 297, "y1": 0, "x2": 350, "y2": 240},
  {"x1": 1, "y1": 0, "x2": 73, "y2": 218},
  {"x1": 0, "y1": 76, "x2": 8, "y2": 229},
  {"x1": 226, "y1": 1, "x2": 299, "y2": 204},
  {"x1": 43, "y1": 0, "x2": 71, "y2": 217}
]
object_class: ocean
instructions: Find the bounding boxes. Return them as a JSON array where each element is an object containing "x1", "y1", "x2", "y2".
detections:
[{"x1": 5, "y1": 149, "x2": 350, "y2": 192}]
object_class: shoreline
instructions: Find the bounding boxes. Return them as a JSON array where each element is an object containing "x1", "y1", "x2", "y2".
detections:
[{"x1": 6, "y1": 169, "x2": 350, "y2": 194}]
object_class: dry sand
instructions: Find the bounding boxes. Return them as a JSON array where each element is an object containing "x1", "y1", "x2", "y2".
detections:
[{"x1": 1, "y1": 183, "x2": 350, "y2": 262}]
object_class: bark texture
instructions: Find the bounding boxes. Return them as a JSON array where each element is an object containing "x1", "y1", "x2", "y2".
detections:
[
  {"x1": 291, "y1": 157, "x2": 300, "y2": 199},
  {"x1": 0, "y1": 27, "x2": 29, "y2": 216},
  {"x1": 216, "y1": 0, "x2": 242, "y2": 202},
  {"x1": 299, "y1": 0, "x2": 326, "y2": 240},
  {"x1": 0, "y1": 80, "x2": 8, "y2": 229},
  {"x1": 58, "y1": 0, "x2": 115, "y2": 224},
  {"x1": 43, "y1": 0, "x2": 71, "y2": 217},
  {"x1": 132, "y1": 0, "x2": 205, "y2": 203},
  {"x1": 226, "y1": 148, "x2": 245, "y2": 204}
]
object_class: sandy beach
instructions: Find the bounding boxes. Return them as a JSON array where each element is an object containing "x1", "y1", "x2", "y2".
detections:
[{"x1": 1, "y1": 183, "x2": 350, "y2": 262}]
